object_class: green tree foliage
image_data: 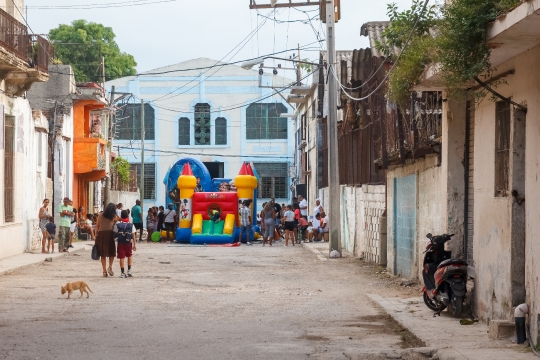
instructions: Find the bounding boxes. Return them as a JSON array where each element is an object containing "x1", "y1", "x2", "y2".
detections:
[
  {"x1": 377, "y1": 0, "x2": 439, "y2": 106},
  {"x1": 377, "y1": 0, "x2": 521, "y2": 104},
  {"x1": 49, "y1": 20, "x2": 137, "y2": 82},
  {"x1": 437, "y1": 0, "x2": 520, "y2": 93},
  {"x1": 111, "y1": 156, "x2": 131, "y2": 185}
]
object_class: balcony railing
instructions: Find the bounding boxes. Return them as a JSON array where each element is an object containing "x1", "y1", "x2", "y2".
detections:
[
  {"x1": 0, "y1": 8, "x2": 27, "y2": 61},
  {"x1": 0, "y1": 8, "x2": 50, "y2": 74},
  {"x1": 30, "y1": 35, "x2": 50, "y2": 73}
]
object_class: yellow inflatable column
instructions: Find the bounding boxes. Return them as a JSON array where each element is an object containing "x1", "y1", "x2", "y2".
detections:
[
  {"x1": 235, "y1": 162, "x2": 258, "y2": 226},
  {"x1": 177, "y1": 163, "x2": 197, "y2": 230}
]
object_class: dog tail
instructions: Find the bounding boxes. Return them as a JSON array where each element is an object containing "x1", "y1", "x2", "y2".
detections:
[{"x1": 87, "y1": 285, "x2": 94, "y2": 293}]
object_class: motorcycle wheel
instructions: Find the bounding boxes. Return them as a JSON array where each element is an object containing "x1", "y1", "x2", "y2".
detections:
[
  {"x1": 450, "y1": 296, "x2": 463, "y2": 317},
  {"x1": 423, "y1": 292, "x2": 445, "y2": 312}
]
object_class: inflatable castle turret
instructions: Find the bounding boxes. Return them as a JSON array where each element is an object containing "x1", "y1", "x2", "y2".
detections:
[
  {"x1": 235, "y1": 162, "x2": 258, "y2": 226},
  {"x1": 175, "y1": 163, "x2": 197, "y2": 240}
]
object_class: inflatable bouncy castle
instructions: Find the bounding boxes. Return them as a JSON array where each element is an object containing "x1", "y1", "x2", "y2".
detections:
[{"x1": 170, "y1": 160, "x2": 258, "y2": 244}]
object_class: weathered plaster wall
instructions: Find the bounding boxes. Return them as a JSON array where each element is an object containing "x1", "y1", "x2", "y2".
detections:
[
  {"x1": 110, "y1": 190, "x2": 140, "y2": 211},
  {"x1": 472, "y1": 45, "x2": 540, "y2": 336},
  {"x1": 386, "y1": 96, "x2": 465, "y2": 280},
  {"x1": 0, "y1": 96, "x2": 44, "y2": 259},
  {"x1": 386, "y1": 155, "x2": 445, "y2": 279}
]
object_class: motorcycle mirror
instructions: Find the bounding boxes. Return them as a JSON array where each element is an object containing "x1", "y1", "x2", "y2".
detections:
[{"x1": 426, "y1": 233, "x2": 433, "y2": 239}]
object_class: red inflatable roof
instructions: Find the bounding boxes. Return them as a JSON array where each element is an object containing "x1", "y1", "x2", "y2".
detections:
[
  {"x1": 246, "y1": 163, "x2": 255, "y2": 176},
  {"x1": 181, "y1": 163, "x2": 194, "y2": 176},
  {"x1": 238, "y1": 162, "x2": 249, "y2": 176}
]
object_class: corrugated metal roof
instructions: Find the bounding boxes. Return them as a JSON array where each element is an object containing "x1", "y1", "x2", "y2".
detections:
[{"x1": 360, "y1": 21, "x2": 399, "y2": 58}]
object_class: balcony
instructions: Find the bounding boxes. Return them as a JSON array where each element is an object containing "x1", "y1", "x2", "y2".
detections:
[
  {"x1": 0, "y1": 8, "x2": 49, "y2": 96},
  {"x1": 73, "y1": 138, "x2": 108, "y2": 179}
]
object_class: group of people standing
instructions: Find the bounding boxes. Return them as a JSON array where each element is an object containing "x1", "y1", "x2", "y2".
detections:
[
  {"x1": 258, "y1": 195, "x2": 329, "y2": 247},
  {"x1": 38, "y1": 197, "x2": 98, "y2": 254},
  {"x1": 114, "y1": 201, "x2": 177, "y2": 242}
]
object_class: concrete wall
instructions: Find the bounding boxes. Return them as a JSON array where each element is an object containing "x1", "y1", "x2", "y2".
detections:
[
  {"x1": 471, "y1": 45, "x2": 540, "y2": 335},
  {"x1": 110, "y1": 190, "x2": 139, "y2": 211},
  {"x1": 319, "y1": 184, "x2": 386, "y2": 263},
  {"x1": 386, "y1": 155, "x2": 445, "y2": 279},
  {"x1": 386, "y1": 95, "x2": 465, "y2": 280},
  {"x1": 0, "y1": 94, "x2": 45, "y2": 259}
]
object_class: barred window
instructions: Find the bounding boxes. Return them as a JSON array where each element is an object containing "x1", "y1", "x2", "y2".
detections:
[
  {"x1": 178, "y1": 117, "x2": 190, "y2": 145},
  {"x1": 215, "y1": 117, "x2": 227, "y2": 145},
  {"x1": 253, "y1": 162, "x2": 288, "y2": 199},
  {"x1": 495, "y1": 101, "x2": 510, "y2": 197},
  {"x1": 115, "y1": 103, "x2": 155, "y2": 140},
  {"x1": 130, "y1": 163, "x2": 156, "y2": 200},
  {"x1": 194, "y1": 103, "x2": 211, "y2": 145},
  {"x1": 246, "y1": 103, "x2": 288, "y2": 140}
]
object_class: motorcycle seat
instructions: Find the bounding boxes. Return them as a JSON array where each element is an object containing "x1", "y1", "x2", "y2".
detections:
[{"x1": 437, "y1": 258, "x2": 467, "y2": 269}]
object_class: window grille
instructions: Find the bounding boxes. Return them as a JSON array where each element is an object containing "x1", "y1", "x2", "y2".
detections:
[
  {"x1": 115, "y1": 103, "x2": 155, "y2": 140},
  {"x1": 253, "y1": 162, "x2": 288, "y2": 199},
  {"x1": 130, "y1": 163, "x2": 156, "y2": 200},
  {"x1": 495, "y1": 101, "x2": 510, "y2": 196},
  {"x1": 4, "y1": 116, "x2": 15, "y2": 222},
  {"x1": 194, "y1": 103, "x2": 211, "y2": 145},
  {"x1": 246, "y1": 103, "x2": 288, "y2": 140},
  {"x1": 178, "y1": 117, "x2": 190, "y2": 145},
  {"x1": 215, "y1": 117, "x2": 227, "y2": 145}
]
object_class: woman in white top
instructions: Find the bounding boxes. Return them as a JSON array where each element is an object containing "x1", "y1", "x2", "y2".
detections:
[{"x1": 283, "y1": 205, "x2": 296, "y2": 247}]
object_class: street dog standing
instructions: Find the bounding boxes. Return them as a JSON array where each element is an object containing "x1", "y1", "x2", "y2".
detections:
[{"x1": 61, "y1": 281, "x2": 93, "y2": 299}]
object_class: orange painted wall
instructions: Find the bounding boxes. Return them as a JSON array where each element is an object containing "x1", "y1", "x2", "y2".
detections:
[{"x1": 72, "y1": 100, "x2": 106, "y2": 215}]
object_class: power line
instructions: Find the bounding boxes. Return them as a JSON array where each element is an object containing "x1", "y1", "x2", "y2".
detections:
[
  {"x1": 27, "y1": 0, "x2": 177, "y2": 10},
  {"x1": 44, "y1": 44, "x2": 322, "y2": 81},
  {"x1": 132, "y1": 67, "x2": 318, "y2": 114},
  {"x1": 331, "y1": 0, "x2": 431, "y2": 102},
  {"x1": 150, "y1": 16, "x2": 270, "y2": 103},
  {"x1": 114, "y1": 145, "x2": 294, "y2": 159}
]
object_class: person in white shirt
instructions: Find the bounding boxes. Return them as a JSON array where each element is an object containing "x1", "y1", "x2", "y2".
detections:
[
  {"x1": 313, "y1": 198, "x2": 323, "y2": 218},
  {"x1": 163, "y1": 204, "x2": 177, "y2": 241},
  {"x1": 309, "y1": 213, "x2": 322, "y2": 242},
  {"x1": 298, "y1": 195, "x2": 308, "y2": 219},
  {"x1": 116, "y1": 203, "x2": 123, "y2": 219},
  {"x1": 319, "y1": 212, "x2": 329, "y2": 242}
]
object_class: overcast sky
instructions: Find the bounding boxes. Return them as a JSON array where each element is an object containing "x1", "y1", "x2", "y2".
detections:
[{"x1": 24, "y1": 0, "x2": 413, "y2": 74}]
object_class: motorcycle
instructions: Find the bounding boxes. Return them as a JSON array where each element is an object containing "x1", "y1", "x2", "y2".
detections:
[{"x1": 421, "y1": 233, "x2": 468, "y2": 317}]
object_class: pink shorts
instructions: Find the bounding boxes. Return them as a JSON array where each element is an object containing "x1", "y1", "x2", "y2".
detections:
[{"x1": 117, "y1": 243, "x2": 132, "y2": 259}]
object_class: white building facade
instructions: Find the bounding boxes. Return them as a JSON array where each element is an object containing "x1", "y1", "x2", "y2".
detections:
[{"x1": 106, "y1": 58, "x2": 295, "y2": 211}]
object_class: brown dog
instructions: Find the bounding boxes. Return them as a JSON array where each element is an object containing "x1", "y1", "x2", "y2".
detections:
[{"x1": 61, "y1": 281, "x2": 93, "y2": 299}]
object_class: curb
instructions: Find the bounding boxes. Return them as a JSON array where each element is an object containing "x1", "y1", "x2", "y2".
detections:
[{"x1": 0, "y1": 242, "x2": 88, "y2": 276}]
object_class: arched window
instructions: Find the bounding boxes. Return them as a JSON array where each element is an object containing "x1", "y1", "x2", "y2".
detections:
[
  {"x1": 194, "y1": 103, "x2": 211, "y2": 145},
  {"x1": 178, "y1": 117, "x2": 190, "y2": 145},
  {"x1": 215, "y1": 117, "x2": 227, "y2": 145}
]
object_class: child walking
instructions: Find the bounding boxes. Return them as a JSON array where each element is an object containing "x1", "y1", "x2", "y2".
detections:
[
  {"x1": 113, "y1": 210, "x2": 137, "y2": 278},
  {"x1": 45, "y1": 216, "x2": 56, "y2": 253}
]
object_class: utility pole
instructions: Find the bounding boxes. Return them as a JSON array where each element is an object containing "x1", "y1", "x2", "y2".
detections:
[
  {"x1": 325, "y1": 0, "x2": 342, "y2": 256},
  {"x1": 140, "y1": 99, "x2": 145, "y2": 218},
  {"x1": 101, "y1": 56, "x2": 106, "y2": 91},
  {"x1": 104, "y1": 85, "x2": 115, "y2": 207},
  {"x1": 297, "y1": 43, "x2": 301, "y2": 85}
]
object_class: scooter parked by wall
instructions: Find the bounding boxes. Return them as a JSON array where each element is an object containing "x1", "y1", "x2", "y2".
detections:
[{"x1": 421, "y1": 233, "x2": 468, "y2": 317}]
